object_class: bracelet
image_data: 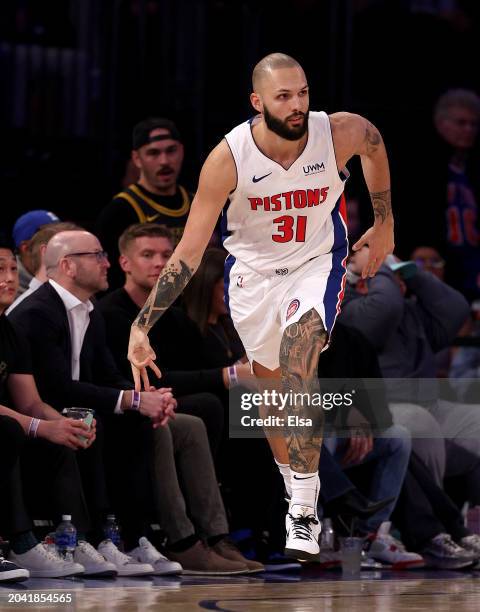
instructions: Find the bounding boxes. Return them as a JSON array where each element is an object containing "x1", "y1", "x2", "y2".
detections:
[
  {"x1": 131, "y1": 390, "x2": 141, "y2": 411},
  {"x1": 28, "y1": 418, "x2": 41, "y2": 438},
  {"x1": 228, "y1": 365, "x2": 239, "y2": 388}
]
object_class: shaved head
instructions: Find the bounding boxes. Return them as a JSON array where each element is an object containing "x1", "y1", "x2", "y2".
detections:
[
  {"x1": 252, "y1": 53, "x2": 303, "y2": 92},
  {"x1": 45, "y1": 230, "x2": 110, "y2": 297},
  {"x1": 45, "y1": 231, "x2": 95, "y2": 272}
]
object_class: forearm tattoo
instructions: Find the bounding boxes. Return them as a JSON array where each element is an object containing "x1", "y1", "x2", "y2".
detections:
[
  {"x1": 370, "y1": 189, "x2": 392, "y2": 224},
  {"x1": 279, "y1": 308, "x2": 327, "y2": 473},
  {"x1": 134, "y1": 259, "x2": 194, "y2": 330}
]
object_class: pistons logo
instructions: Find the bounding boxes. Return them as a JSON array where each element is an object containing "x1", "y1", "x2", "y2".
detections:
[
  {"x1": 237, "y1": 275, "x2": 244, "y2": 288},
  {"x1": 286, "y1": 299, "x2": 300, "y2": 321}
]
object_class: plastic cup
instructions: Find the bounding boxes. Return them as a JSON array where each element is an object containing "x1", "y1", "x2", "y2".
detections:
[
  {"x1": 340, "y1": 537, "x2": 363, "y2": 576},
  {"x1": 63, "y1": 408, "x2": 93, "y2": 420},
  {"x1": 63, "y1": 408, "x2": 94, "y2": 443}
]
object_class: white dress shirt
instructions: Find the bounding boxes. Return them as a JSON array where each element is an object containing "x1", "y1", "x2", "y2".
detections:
[{"x1": 49, "y1": 279, "x2": 124, "y2": 412}]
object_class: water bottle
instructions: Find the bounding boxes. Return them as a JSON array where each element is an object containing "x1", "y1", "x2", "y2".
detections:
[
  {"x1": 321, "y1": 518, "x2": 335, "y2": 550},
  {"x1": 55, "y1": 515, "x2": 77, "y2": 562},
  {"x1": 103, "y1": 514, "x2": 121, "y2": 548}
]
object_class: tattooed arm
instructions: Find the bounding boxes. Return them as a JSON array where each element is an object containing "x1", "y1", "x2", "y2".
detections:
[
  {"x1": 128, "y1": 139, "x2": 237, "y2": 390},
  {"x1": 330, "y1": 112, "x2": 394, "y2": 278}
]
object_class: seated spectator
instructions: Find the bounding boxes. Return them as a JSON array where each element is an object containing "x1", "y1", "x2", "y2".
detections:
[
  {"x1": 317, "y1": 322, "x2": 422, "y2": 569},
  {"x1": 449, "y1": 300, "x2": 480, "y2": 403},
  {"x1": 182, "y1": 247, "x2": 246, "y2": 367},
  {"x1": 9, "y1": 230, "x2": 258, "y2": 575},
  {"x1": 12, "y1": 210, "x2": 60, "y2": 293},
  {"x1": 96, "y1": 118, "x2": 193, "y2": 288},
  {"x1": 341, "y1": 246, "x2": 480, "y2": 507},
  {"x1": 98, "y1": 224, "x2": 256, "y2": 456},
  {"x1": 410, "y1": 245, "x2": 456, "y2": 377},
  {"x1": 7, "y1": 221, "x2": 79, "y2": 313},
  {"x1": 410, "y1": 245, "x2": 446, "y2": 281},
  {"x1": 393, "y1": 452, "x2": 480, "y2": 569},
  {"x1": 0, "y1": 241, "x2": 119, "y2": 579}
]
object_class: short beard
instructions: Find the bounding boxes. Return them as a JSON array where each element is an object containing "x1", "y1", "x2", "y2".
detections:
[{"x1": 263, "y1": 105, "x2": 309, "y2": 141}]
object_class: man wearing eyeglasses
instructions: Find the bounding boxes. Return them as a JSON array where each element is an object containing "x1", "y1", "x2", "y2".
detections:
[{"x1": 8, "y1": 230, "x2": 184, "y2": 576}]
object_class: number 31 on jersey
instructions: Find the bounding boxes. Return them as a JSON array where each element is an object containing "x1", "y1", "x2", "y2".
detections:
[{"x1": 272, "y1": 215, "x2": 307, "y2": 243}]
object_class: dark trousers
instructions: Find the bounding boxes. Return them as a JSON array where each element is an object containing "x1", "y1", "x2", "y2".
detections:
[
  {"x1": 0, "y1": 415, "x2": 25, "y2": 487},
  {"x1": 393, "y1": 451, "x2": 470, "y2": 551},
  {"x1": 176, "y1": 393, "x2": 224, "y2": 459},
  {"x1": 100, "y1": 410, "x2": 155, "y2": 550},
  {"x1": 0, "y1": 415, "x2": 90, "y2": 538},
  {"x1": 150, "y1": 414, "x2": 228, "y2": 546},
  {"x1": 74, "y1": 416, "x2": 110, "y2": 544},
  {"x1": 319, "y1": 444, "x2": 355, "y2": 504}
]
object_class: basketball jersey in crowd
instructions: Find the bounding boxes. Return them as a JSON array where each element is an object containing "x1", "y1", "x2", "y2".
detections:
[
  {"x1": 223, "y1": 111, "x2": 348, "y2": 276},
  {"x1": 113, "y1": 183, "x2": 192, "y2": 247},
  {"x1": 445, "y1": 164, "x2": 480, "y2": 299}
]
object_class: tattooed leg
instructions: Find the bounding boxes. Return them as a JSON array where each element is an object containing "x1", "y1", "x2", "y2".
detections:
[{"x1": 279, "y1": 308, "x2": 327, "y2": 474}]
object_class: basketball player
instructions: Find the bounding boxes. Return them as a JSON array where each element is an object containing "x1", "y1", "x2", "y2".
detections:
[{"x1": 127, "y1": 53, "x2": 394, "y2": 560}]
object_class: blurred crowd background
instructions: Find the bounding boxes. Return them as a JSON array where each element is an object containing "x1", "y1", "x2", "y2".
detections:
[{"x1": 1, "y1": 0, "x2": 480, "y2": 255}]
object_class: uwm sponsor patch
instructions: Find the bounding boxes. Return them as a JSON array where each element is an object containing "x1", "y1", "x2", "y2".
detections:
[
  {"x1": 248, "y1": 187, "x2": 329, "y2": 212},
  {"x1": 303, "y1": 161, "x2": 325, "y2": 175},
  {"x1": 286, "y1": 299, "x2": 300, "y2": 320}
]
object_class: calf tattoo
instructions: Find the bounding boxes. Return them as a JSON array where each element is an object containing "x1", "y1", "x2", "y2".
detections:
[
  {"x1": 134, "y1": 259, "x2": 194, "y2": 330},
  {"x1": 279, "y1": 308, "x2": 327, "y2": 473}
]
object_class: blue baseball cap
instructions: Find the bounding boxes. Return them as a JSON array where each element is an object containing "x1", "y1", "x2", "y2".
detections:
[{"x1": 12, "y1": 210, "x2": 60, "y2": 247}]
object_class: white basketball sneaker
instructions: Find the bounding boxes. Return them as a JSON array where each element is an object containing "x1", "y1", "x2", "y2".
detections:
[
  {"x1": 97, "y1": 540, "x2": 153, "y2": 576},
  {"x1": 127, "y1": 537, "x2": 182, "y2": 576},
  {"x1": 10, "y1": 544, "x2": 84, "y2": 578},
  {"x1": 284, "y1": 504, "x2": 321, "y2": 561}
]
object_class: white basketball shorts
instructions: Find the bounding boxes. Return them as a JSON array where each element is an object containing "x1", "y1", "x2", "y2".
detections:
[{"x1": 225, "y1": 247, "x2": 347, "y2": 371}]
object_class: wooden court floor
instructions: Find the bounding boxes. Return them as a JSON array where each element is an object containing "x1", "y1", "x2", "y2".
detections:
[{"x1": 1, "y1": 572, "x2": 480, "y2": 611}]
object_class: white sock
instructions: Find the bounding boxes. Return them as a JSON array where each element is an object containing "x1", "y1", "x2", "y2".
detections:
[
  {"x1": 275, "y1": 459, "x2": 292, "y2": 498},
  {"x1": 290, "y1": 470, "x2": 320, "y2": 514}
]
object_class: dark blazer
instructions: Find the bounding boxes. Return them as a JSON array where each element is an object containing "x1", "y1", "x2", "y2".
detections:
[
  {"x1": 8, "y1": 282, "x2": 132, "y2": 413},
  {"x1": 98, "y1": 288, "x2": 225, "y2": 396}
]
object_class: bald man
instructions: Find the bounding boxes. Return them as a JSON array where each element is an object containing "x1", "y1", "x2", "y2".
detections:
[
  {"x1": 8, "y1": 230, "x2": 185, "y2": 574},
  {"x1": 128, "y1": 52, "x2": 395, "y2": 561}
]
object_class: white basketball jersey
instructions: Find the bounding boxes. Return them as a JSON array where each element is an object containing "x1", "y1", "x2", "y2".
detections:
[{"x1": 222, "y1": 111, "x2": 348, "y2": 276}]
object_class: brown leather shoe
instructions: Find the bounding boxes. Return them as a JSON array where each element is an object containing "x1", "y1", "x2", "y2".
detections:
[
  {"x1": 167, "y1": 541, "x2": 248, "y2": 575},
  {"x1": 213, "y1": 539, "x2": 265, "y2": 574}
]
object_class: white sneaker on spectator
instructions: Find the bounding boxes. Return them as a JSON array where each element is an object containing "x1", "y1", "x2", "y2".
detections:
[
  {"x1": 367, "y1": 522, "x2": 425, "y2": 570},
  {"x1": 0, "y1": 556, "x2": 29, "y2": 582},
  {"x1": 284, "y1": 504, "x2": 321, "y2": 561},
  {"x1": 97, "y1": 539, "x2": 153, "y2": 576},
  {"x1": 9, "y1": 544, "x2": 85, "y2": 578},
  {"x1": 74, "y1": 541, "x2": 117, "y2": 577},
  {"x1": 128, "y1": 537, "x2": 182, "y2": 576}
]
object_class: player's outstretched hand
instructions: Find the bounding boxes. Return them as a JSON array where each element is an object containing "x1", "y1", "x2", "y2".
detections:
[
  {"x1": 352, "y1": 221, "x2": 394, "y2": 279},
  {"x1": 128, "y1": 325, "x2": 162, "y2": 391}
]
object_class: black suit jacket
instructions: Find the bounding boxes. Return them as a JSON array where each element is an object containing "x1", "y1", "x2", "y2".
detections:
[{"x1": 8, "y1": 282, "x2": 133, "y2": 413}]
